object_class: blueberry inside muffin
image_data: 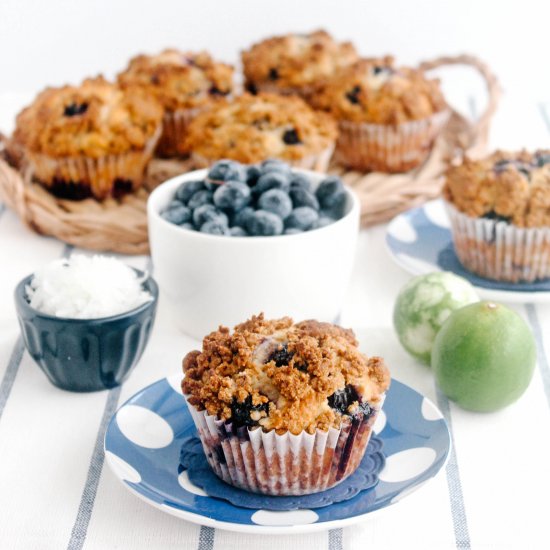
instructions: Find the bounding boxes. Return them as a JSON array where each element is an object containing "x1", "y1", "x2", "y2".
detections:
[{"x1": 182, "y1": 314, "x2": 390, "y2": 435}]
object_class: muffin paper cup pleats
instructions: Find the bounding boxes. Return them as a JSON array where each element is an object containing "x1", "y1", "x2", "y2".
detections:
[
  {"x1": 335, "y1": 110, "x2": 450, "y2": 173},
  {"x1": 445, "y1": 200, "x2": 550, "y2": 283},
  {"x1": 191, "y1": 145, "x2": 335, "y2": 174},
  {"x1": 156, "y1": 107, "x2": 203, "y2": 157},
  {"x1": 26, "y1": 126, "x2": 161, "y2": 200},
  {"x1": 185, "y1": 395, "x2": 383, "y2": 496}
]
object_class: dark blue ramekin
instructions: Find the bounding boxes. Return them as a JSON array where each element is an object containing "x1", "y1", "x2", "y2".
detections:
[{"x1": 14, "y1": 269, "x2": 158, "y2": 392}]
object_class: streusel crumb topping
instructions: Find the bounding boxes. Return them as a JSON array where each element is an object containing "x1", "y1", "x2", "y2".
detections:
[
  {"x1": 182, "y1": 314, "x2": 390, "y2": 434},
  {"x1": 444, "y1": 150, "x2": 550, "y2": 227},
  {"x1": 184, "y1": 93, "x2": 337, "y2": 163},
  {"x1": 313, "y1": 57, "x2": 447, "y2": 124}
]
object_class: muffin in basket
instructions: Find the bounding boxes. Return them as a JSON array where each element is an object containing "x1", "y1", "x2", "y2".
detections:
[
  {"x1": 444, "y1": 150, "x2": 550, "y2": 283},
  {"x1": 184, "y1": 93, "x2": 337, "y2": 171},
  {"x1": 241, "y1": 29, "x2": 358, "y2": 103},
  {"x1": 118, "y1": 49, "x2": 234, "y2": 157},
  {"x1": 182, "y1": 313, "x2": 390, "y2": 496},
  {"x1": 313, "y1": 57, "x2": 449, "y2": 172},
  {"x1": 12, "y1": 76, "x2": 163, "y2": 200}
]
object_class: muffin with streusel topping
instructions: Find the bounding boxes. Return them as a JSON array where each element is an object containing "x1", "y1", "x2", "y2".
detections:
[
  {"x1": 184, "y1": 93, "x2": 337, "y2": 171},
  {"x1": 444, "y1": 150, "x2": 550, "y2": 282},
  {"x1": 118, "y1": 49, "x2": 234, "y2": 157},
  {"x1": 313, "y1": 57, "x2": 449, "y2": 172},
  {"x1": 242, "y1": 29, "x2": 358, "y2": 103},
  {"x1": 182, "y1": 313, "x2": 390, "y2": 495},
  {"x1": 12, "y1": 76, "x2": 163, "y2": 200}
]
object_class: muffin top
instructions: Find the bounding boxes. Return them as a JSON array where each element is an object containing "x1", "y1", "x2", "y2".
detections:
[
  {"x1": 182, "y1": 314, "x2": 390, "y2": 435},
  {"x1": 444, "y1": 150, "x2": 550, "y2": 228},
  {"x1": 242, "y1": 29, "x2": 357, "y2": 91},
  {"x1": 184, "y1": 93, "x2": 337, "y2": 163},
  {"x1": 313, "y1": 57, "x2": 447, "y2": 124},
  {"x1": 13, "y1": 77, "x2": 163, "y2": 158},
  {"x1": 117, "y1": 49, "x2": 234, "y2": 111}
]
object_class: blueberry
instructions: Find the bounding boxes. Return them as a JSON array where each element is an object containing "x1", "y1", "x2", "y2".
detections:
[
  {"x1": 482, "y1": 210, "x2": 512, "y2": 223},
  {"x1": 193, "y1": 204, "x2": 228, "y2": 228},
  {"x1": 188, "y1": 189, "x2": 214, "y2": 210},
  {"x1": 289, "y1": 188, "x2": 319, "y2": 210},
  {"x1": 230, "y1": 396, "x2": 268, "y2": 427},
  {"x1": 268, "y1": 68, "x2": 279, "y2": 81},
  {"x1": 345, "y1": 85, "x2": 361, "y2": 105},
  {"x1": 160, "y1": 202, "x2": 192, "y2": 225},
  {"x1": 200, "y1": 219, "x2": 230, "y2": 235},
  {"x1": 536, "y1": 153, "x2": 550, "y2": 167},
  {"x1": 213, "y1": 180, "x2": 251, "y2": 211},
  {"x1": 312, "y1": 215, "x2": 336, "y2": 229},
  {"x1": 254, "y1": 171, "x2": 291, "y2": 195},
  {"x1": 328, "y1": 384, "x2": 360, "y2": 414},
  {"x1": 266, "y1": 343, "x2": 294, "y2": 366},
  {"x1": 229, "y1": 226, "x2": 248, "y2": 237},
  {"x1": 284, "y1": 228, "x2": 303, "y2": 235},
  {"x1": 209, "y1": 86, "x2": 229, "y2": 96},
  {"x1": 257, "y1": 189, "x2": 293, "y2": 219},
  {"x1": 289, "y1": 172, "x2": 312, "y2": 192},
  {"x1": 260, "y1": 159, "x2": 292, "y2": 176},
  {"x1": 285, "y1": 207, "x2": 319, "y2": 231},
  {"x1": 282, "y1": 128, "x2": 302, "y2": 145},
  {"x1": 64, "y1": 102, "x2": 88, "y2": 116},
  {"x1": 315, "y1": 176, "x2": 347, "y2": 219},
  {"x1": 246, "y1": 165, "x2": 262, "y2": 187},
  {"x1": 246, "y1": 210, "x2": 284, "y2": 236},
  {"x1": 175, "y1": 180, "x2": 205, "y2": 204},
  {"x1": 232, "y1": 206, "x2": 255, "y2": 228},
  {"x1": 207, "y1": 159, "x2": 246, "y2": 184}
]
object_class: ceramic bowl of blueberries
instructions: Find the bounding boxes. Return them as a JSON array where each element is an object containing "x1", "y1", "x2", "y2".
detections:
[
  {"x1": 14, "y1": 270, "x2": 158, "y2": 393},
  {"x1": 148, "y1": 159, "x2": 360, "y2": 338}
]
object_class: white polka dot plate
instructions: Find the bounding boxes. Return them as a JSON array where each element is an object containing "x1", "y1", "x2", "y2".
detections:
[
  {"x1": 386, "y1": 199, "x2": 550, "y2": 303},
  {"x1": 104, "y1": 374, "x2": 450, "y2": 534}
]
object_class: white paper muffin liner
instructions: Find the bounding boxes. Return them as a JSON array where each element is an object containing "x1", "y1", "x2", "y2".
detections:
[
  {"x1": 445, "y1": 200, "x2": 550, "y2": 283},
  {"x1": 335, "y1": 110, "x2": 450, "y2": 173},
  {"x1": 185, "y1": 394, "x2": 383, "y2": 496},
  {"x1": 191, "y1": 145, "x2": 334, "y2": 175},
  {"x1": 28, "y1": 125, "x2": 161, "y2": 200},
  {"x1": 156, "y1": 107, "x2": 203, "y2": 157}
]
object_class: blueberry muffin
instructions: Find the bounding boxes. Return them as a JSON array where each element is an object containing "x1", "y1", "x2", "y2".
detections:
[
  {"x1": 444, "y1": 150, "x2": 550, "y2": 282},
  {"x1": 12, "y1": 77, "x2": 163, "y2": 200},
  {"x1": 182, "y1": 313, "x2": 390, "y2": 495},
  {"x1": 313, "y1": 57, "x2": 449, "y2": 172},
  {"x1": 118, "y1": 49, "x2": 234, "y2": 157},
  {"x1": 242, "y1": 29, "x2": 358, "y2": 103},
  {"x1": 184, "y1": 93, "x2": 337, "y2": 171}
]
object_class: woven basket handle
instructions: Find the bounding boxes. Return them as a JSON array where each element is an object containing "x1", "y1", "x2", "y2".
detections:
[{"x1": 418, "y1": 54, "x2": 500, "y2": 146}]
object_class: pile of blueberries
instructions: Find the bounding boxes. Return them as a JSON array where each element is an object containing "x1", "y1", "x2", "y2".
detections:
[{"x1": 160, "y1": 159, "x2": 348, "y2": 236}]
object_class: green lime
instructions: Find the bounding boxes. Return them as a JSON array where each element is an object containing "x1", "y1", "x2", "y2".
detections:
[
  {"x1": 393, "y1": 272, "x2": 479, "y2": 364},
  {"x1": 432, "y1": 301, "x2": 536, "y2": 412}
]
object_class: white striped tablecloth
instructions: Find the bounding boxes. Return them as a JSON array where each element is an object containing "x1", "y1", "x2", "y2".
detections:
[{"x1": 1, "y1": 92, "x2": 550, "y2": 550}]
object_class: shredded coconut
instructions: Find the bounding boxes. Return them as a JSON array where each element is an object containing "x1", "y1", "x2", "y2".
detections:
[{"x1": 26, "y1": 254, "x2": 153, "y2": 319}]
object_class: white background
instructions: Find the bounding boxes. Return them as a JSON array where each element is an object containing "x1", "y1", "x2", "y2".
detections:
[{"x1": 1, "y1": 0, "x2": 549, "y2": 99}]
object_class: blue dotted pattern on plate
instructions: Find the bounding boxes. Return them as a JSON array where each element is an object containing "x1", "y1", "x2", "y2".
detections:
[
  {"x1": 178, "y1": 434, "x2": 384, "y2": 510},
  {"x1": 386, "y1": 203, "x2": 550, "y2": 292},
  {"x1": 105, "y1": 377, "x2": 451, "y2": 526}
]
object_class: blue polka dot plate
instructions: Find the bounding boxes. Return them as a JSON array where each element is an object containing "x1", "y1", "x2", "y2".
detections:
[
  {"x1": 104, "y1": 374, "x2": 450, "y2": 534},
  {"x1": 386, "y1": 199, "x2": 550, "y2": 303}
]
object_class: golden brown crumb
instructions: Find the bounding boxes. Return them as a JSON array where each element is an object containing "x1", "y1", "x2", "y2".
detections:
[
  {"x1": 444, "y1": 150, "x2": 550, "y2": 227},
  {"x1": 182, "y1": 313, "x2": 390, "y2": 435}
]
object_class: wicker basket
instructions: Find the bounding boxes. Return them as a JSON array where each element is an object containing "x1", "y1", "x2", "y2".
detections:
[{"x1": 0, "y1": 54, "x2": 499, "y2": 254}]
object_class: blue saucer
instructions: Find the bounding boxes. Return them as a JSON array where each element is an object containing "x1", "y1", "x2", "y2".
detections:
[{"x1": 104, "y1": 374, "x2": 450, "y2": 534}]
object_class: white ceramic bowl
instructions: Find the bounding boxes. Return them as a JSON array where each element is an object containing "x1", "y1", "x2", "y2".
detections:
[{"x1": 147, "y1": 169, "x2": 360, "y2": 339}]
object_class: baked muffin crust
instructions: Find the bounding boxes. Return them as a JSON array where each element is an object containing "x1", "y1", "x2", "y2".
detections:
[
  {"x1": 118, "y1": 49, "x2": 234, "y2": 111},
  {"x1": 313, "y1": 57, "x2": 447, "y2": 124},
  {"x1": 183, "y1": 93, "x2": 337, "y2": 163},
  {"x1": 242, "y1": 29, "x2": 357, "y2": 92},
  {"x1": 182, "y1": 314, "x2": 390, "y2": 435},
  {"x1": 13, "y1": 76, "x2": 163, "y2": 158},
  {"x1": 444, "y1": 150, "x2": 550, "y2": 227}
]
